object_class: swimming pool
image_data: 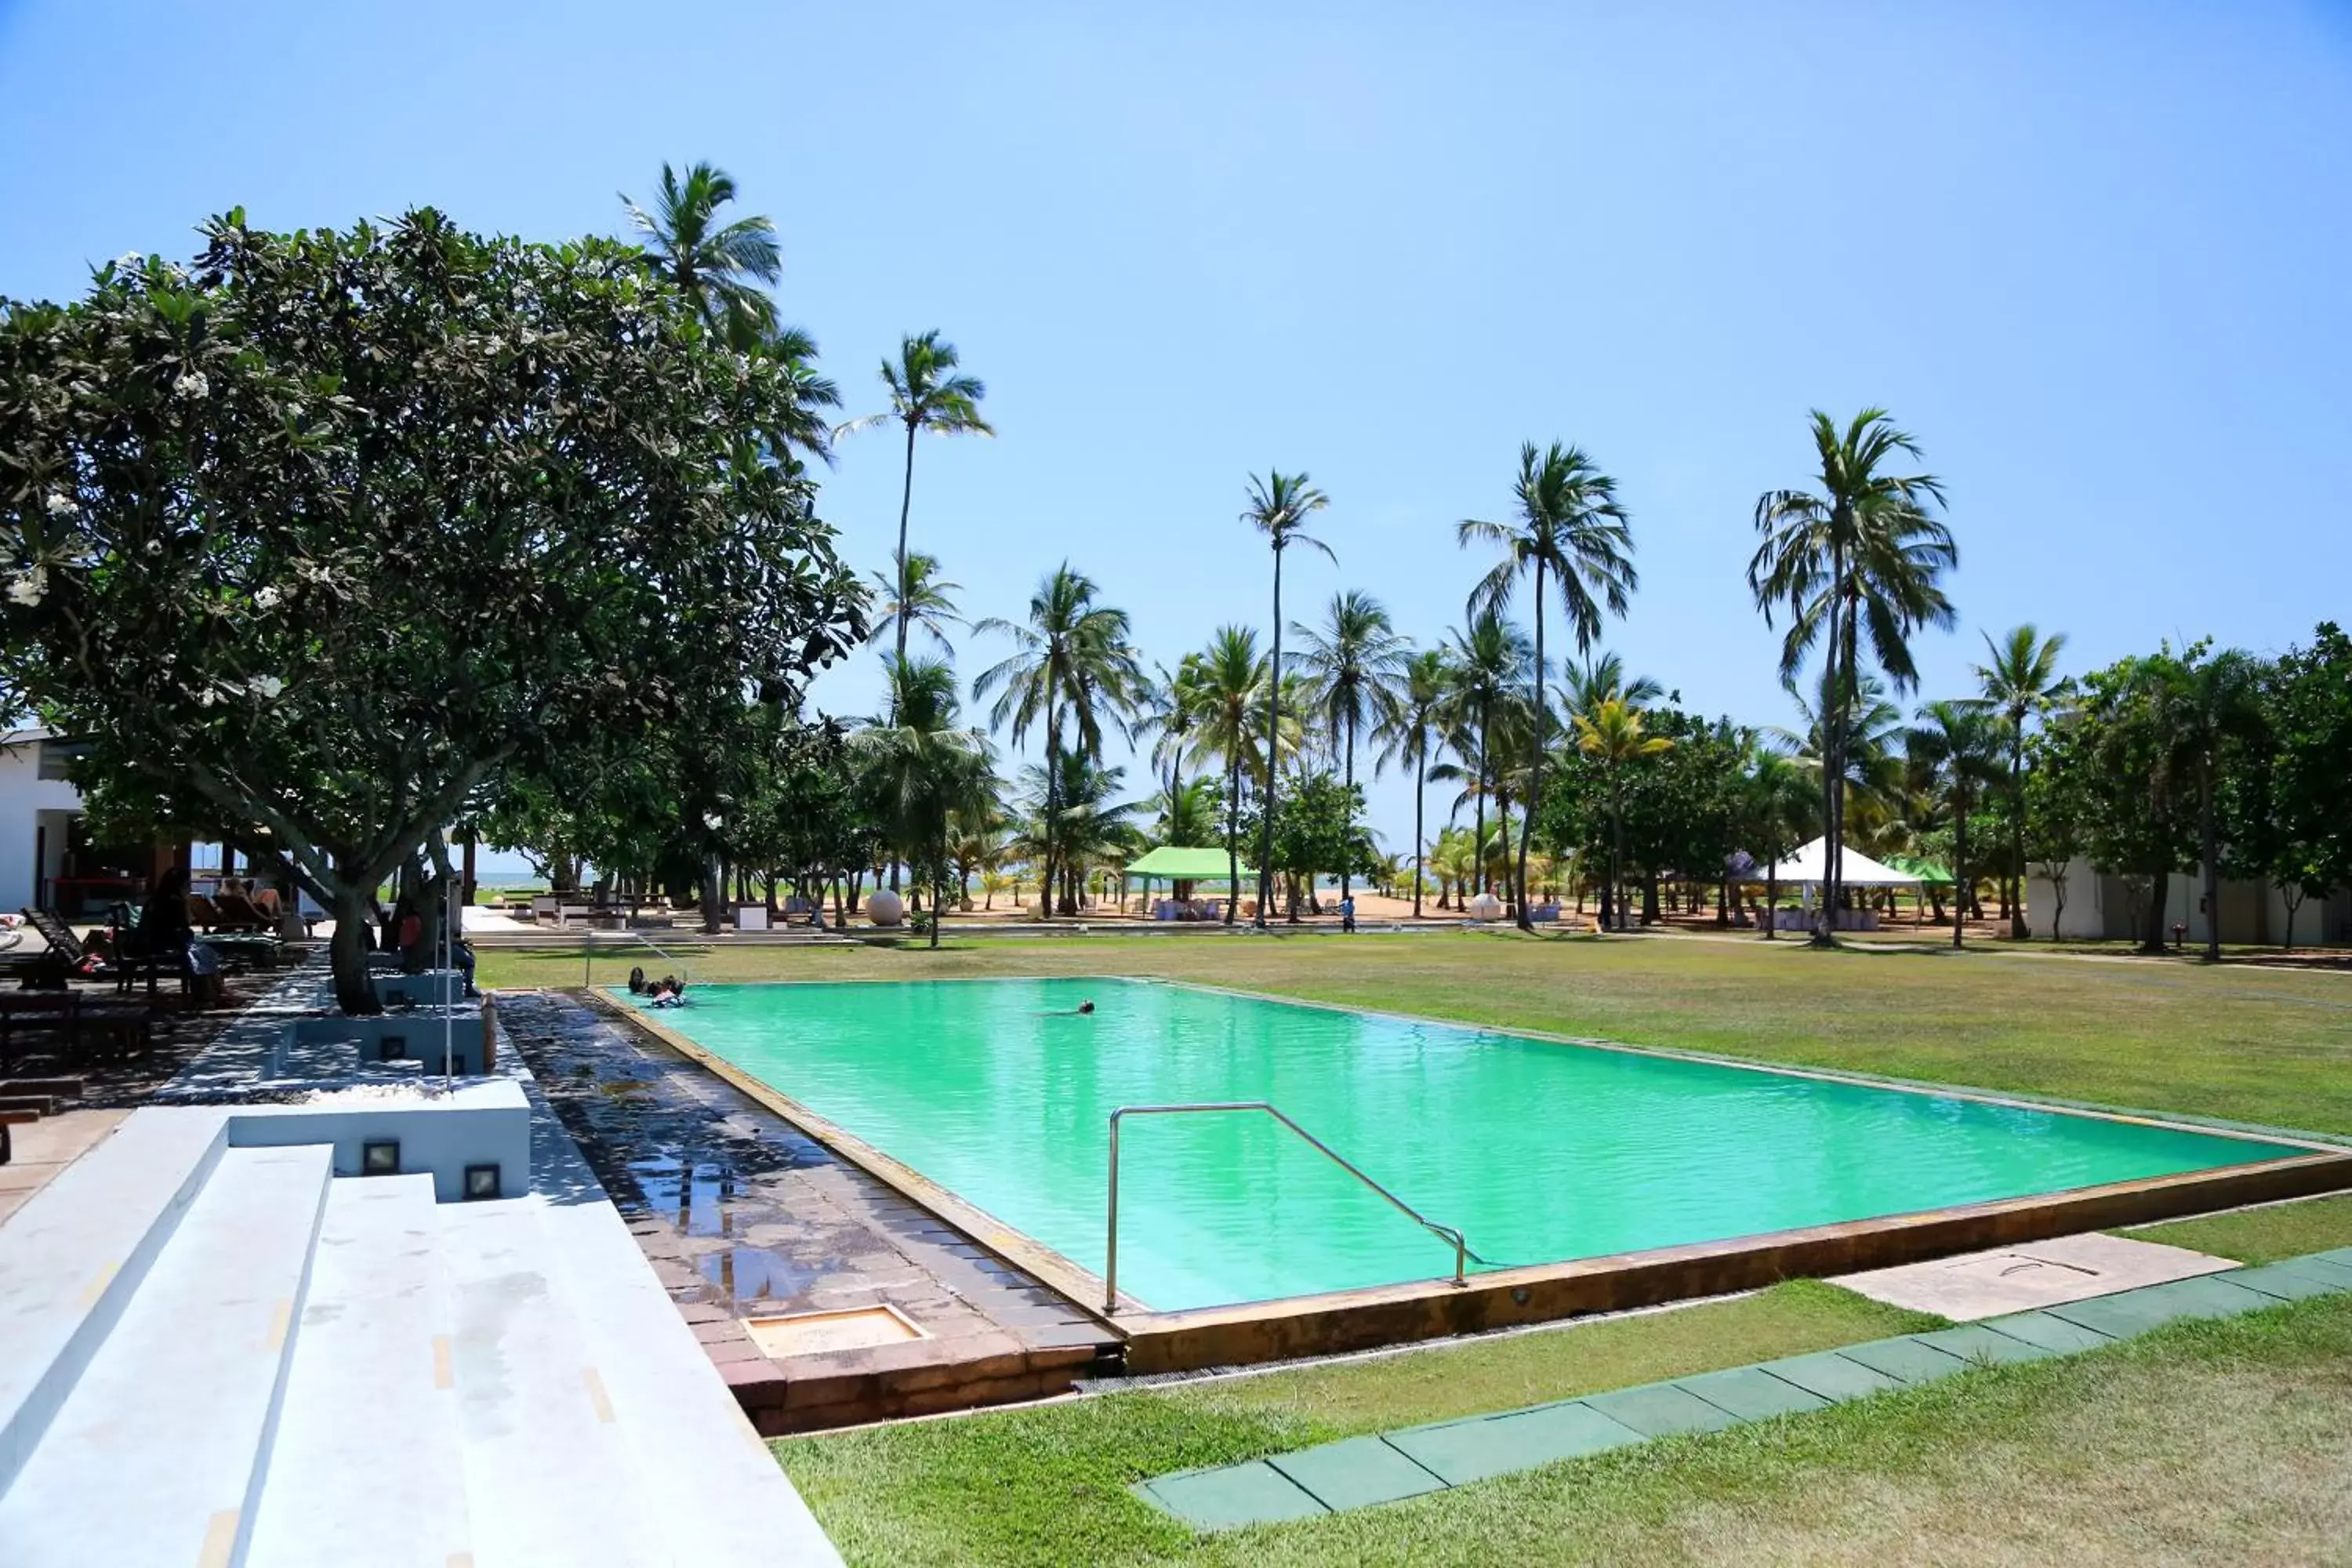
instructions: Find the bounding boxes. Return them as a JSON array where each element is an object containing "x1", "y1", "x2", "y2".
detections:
[{"x1": 626, "y1": 977, "x2": 2310, "y2": 1312}]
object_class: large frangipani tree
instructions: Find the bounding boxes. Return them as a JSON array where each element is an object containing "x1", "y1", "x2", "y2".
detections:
[{"x1": 0, "y1": 209, "x2": 863, "y2": 1009}]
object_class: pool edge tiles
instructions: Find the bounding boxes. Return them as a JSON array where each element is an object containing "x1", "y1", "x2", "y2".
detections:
[{"x1": 589, "y1": 981, "x2": 2352, "y2": 1377}]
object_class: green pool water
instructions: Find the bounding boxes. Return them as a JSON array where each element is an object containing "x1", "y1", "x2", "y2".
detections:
[{"x1": 629, "y1": 977, "x2": 2303, "y2": 1312}]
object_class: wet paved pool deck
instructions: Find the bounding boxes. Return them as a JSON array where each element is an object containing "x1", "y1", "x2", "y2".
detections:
[{"x1": 497, "y1": 991, "x2": 1116, "y2": 1432}]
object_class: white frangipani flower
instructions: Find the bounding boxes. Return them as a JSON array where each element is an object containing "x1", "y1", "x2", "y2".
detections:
[
  {"x1": 7, "y1": 568, "x2": 46, "y2": 607},
  {"x1": 44, "y1": 491, "x2": 76, "y2": 517},
  {"x1": 254, "y1": 585, "x2": 282, "y2": 609},
  {"x1": 249, "y1": 675, "x2": 285, "y2": 700},
  {"x1": 173, "y1": 371, "x2": 209, "y2": 400}
]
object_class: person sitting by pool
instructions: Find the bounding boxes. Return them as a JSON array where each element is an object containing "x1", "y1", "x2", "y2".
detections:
[
  {"x1": 627, "y1": 965, "x2": 648, "y2": 995},
  {"x1": 650, "y1": 975, "x2": 688, "y2": 1008}
]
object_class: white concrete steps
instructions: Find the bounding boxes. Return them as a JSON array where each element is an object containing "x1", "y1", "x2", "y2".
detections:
[
  {"x1": 0, "y1": 1109, "x2": 225, "y2": 1492},
  {"x1": 437, "y1": 1197, "x2": 666, "y2": 1567},
  {"x1": 0, "y1": 1142, "x2": 333, "y2": 1566},
  {"x1": 246, "y1": 1174, "x2": 471, "y2": 1568},
  {"x1": 538, "y1": 1193, "x2": 844, "y2": 1564}
]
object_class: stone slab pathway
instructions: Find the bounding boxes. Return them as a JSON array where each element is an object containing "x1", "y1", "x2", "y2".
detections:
[
  {"x1": 1832, "y1": 1230, "x2": 2240, "y2": 1320},
  {"x1": 1135, "y1": 1247, "x2": 2352, "y2": 1531}
]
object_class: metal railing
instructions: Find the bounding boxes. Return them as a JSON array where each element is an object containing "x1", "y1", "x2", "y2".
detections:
[{"x1": 1102, "y1": 1101, "x2": 1474, "y2": 1313}]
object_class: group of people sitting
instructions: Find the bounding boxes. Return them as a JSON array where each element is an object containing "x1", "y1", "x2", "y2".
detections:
[{"x1": 626, "y1": 967, "x2": 689, "y2": 1007}]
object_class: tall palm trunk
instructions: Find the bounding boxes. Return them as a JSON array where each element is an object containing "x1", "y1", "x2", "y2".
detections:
[
  {"x1": 1040, "y1": 713, "x2": 1061, "y2": 921},
  {"x1": 1410, "y1": 741, "x2": 1427, "y2": 919},
  {"x1": 1472, "y1": 710, "x2": 1490, "y2": 901},
  {"x1": 1952, "y1": 790, "x2": 1969, "y2": 950},
  {"x1": 1611, "y1": 776, "x2": 1628, "y2": 931},
  {"x1": 1339, "y1": 716, "x2": 1356, "y2": 904},
  {"x1": 1517, "y1": 561, "x2": 1545, "y2": 931},
  {"x1": 894, "y1": 418, "x2": 918, "y2": 667},
  {"x1": 1763, "y1": 862, "x2": 1779, "y2": 940},
  {"x1": 2008, "y1": 739, "x2": 2027, "y2": 939},
  {"x1": 1257, "y1": 548, "x2": 1284, "y2": 929},
  {"x1": 1225, "y1": 750, "x2": 1243, "y2": 926},
  {"x1": 2200, "y1": 758, "x2": 2221, "y2": 964}
]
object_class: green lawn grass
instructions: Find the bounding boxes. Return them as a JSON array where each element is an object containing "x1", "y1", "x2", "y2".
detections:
[
  {"x1": 2122, "y1": 1193, "x2": 2352, "y2": 1262},
  {"x1": 777, "y1": 1281, "x2": 1940, "y2": 1567},
  {"x1": 780, "y1": 1295, "x2": 2352, "y2": 1566},
  {"x1": 479, "y1": 929, "x2": 2352, "y2": 1135}
]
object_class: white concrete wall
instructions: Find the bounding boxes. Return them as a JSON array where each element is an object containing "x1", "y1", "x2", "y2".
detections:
[
  {"x1": 0, "y1": 736, "x2": 86, "y2": 915},
  {"x1": 2030, "y1": 861, "x2": 2350, "y2": 947}
]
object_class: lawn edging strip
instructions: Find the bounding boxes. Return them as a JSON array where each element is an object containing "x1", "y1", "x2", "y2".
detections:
[{"x1": 1132, "y1": 1247, "x2": 2352, "y2": 1531}]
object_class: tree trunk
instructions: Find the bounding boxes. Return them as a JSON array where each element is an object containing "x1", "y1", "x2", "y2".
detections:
[
  {"x1": 1041, "y1": 714, "x2": 1061, "y2": 922},
  {"x1": 1472, "y1": 712, "x2": 1490, "y2": 899},
  {"x1": 2140, "y1": 869, "x2": 2169, "y2": 953},
  {"x1": 2009, "y1": 739, "x2": 2028, "y2": 940},
  {"x1": 2200, "y1": 760, "x2": 2221, "y2": 963},
  {"x1": 895, "y1": 418, "x2": 918, "y2": 668},
  {"x1": 1340, "y1": 717, "x2": 1356, "y2": 904},
  {"x1": 1953, "y1": 792, "x2": 1969, "y2": 949},
  {"x1": 1411, "y1": 744, "x2": 1426, "y2": 919},
  {"x1": 1764, "y1": 864, "x2": 1779, "y2": 939},
  {"x1": 329, "y1": 885, "x2": 383, "y2": 1015},
  {"x1": 1258, "y1": 546, "x2": 1284, "y2": 930},
  {"x1": 1225, "y1": 753, "x2": 1242, "y2": 925},
  {"x1": 1517, "y1": 565, "x2": 1544, "y2": 931}
]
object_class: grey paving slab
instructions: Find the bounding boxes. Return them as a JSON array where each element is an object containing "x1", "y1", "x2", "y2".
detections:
[
  {"x1": 1977, "y1": 1310, "x2": 2118, "y2": 1355},
  {"x1": 2270, "y1": 1254, "x2": 2352, "y2": 1290},
  {"x1": 1758, "y1": 1350, "x2": 1909, "y2": 1403},
  {"x1": 1388, "y1": 1402, "x2": 1646, "y2": 1486},
  {"x1": 1267, "y1": 1436, "x2": 1446, "y2": 1512},
  {"x1": 2216, "y1": 1263, "x2": 2347, "y2": 1304},
  {"x1": 2045, "y1": 1275, "x2": 2276, "y2": 1338},
  {"x1": 1142, "y1": 1462, "x2": 1330, "y2": 1530},
  {"x1": 1910, "y1": 1323, "x2": 2062, "y2": 1367},
  {"x1": 1836, "y1": 1336, "x2": 1974, "y2": 1386},
  {"x1": 1583, "y1": 1381, "x2": 1744, "y2": 1438},
  {"x1": 1671, "y1": 1366, "x2": 1831, "y2": 1421}
]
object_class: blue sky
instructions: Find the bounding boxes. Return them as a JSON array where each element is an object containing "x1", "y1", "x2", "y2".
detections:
[{"x1": 3, "y1": 2, "x2": 2347, "y2": 869}]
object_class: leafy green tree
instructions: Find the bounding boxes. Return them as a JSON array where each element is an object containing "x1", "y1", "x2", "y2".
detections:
[
  {"x1": 1015, "y1": 752, "x2": 1140, "y2": 913},
  {"x1": 1461, "y1": 441, "x2": 1636, "y2": 930},
  {"x1": 1240, "y1": 470, "x2": 1332, "y2": 928},
  {"x1": 1292, "y1": 590, "x2": 1408, "y2": 904},
  {"x1": 2066, "y1": 652, "x2": 2197, "y2": 949},
  {"x1": 1973, "y1": 625, "x2": 2071, "y2": 938},
  {"x1": 839, "y1": 332, "x2": 993, "y2": 666},
  {"x1": 971, "y1": 564, "x2": 1140, "y2": 916},
  {"x1": 1738, "y1": 747, "x2": 1817, "y2": 939},
  {"x1": 1558, "y1": 652, "x2": 1663, "y2": 721},
  {"x1": 1907, "y1": 699, "x2": 2006, "y2": 948},
  {"x1": 856, "y1": 657, "x2": 994, "y2": 949},
  {"x1": 1152, "y1": 776, "x2": 1222, "y2": 850},
  {"x1": 1434, "y1": 612, "x2": 1531, "y2": 905},
  {"x1": 1748, "y1": 409, "x2": 1956, "y2": 943},
  {"x1": 1374, "y1": 648, "x2": 1452, "y2": 916},
  {"x1": 2165, "y1": 645, "x2": 2269, "y2": 961},
  {"x1": 0, "y1": 210, "x2": 861, "y2": 1009},
  {"x1": 1243, "y1": 771, "x2": 1373, "y2": 922},
  {"x1": 2250, "y1": 623, "x2": 2352, "y2": 946},
  {"x1": 1571, "y1": 699, "x2": 1672, "y2": 931},
  {"x1": 2021, "y1": 714, "x2": 2090, "y2": 941}
]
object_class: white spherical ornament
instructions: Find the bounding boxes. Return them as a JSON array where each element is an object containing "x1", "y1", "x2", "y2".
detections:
[
  {"x1": 864, "y1": 888, "x2": 905, "y2": 927},
  {"x1": 1466, "y1": 892, "x2": 1504, "y2": 922}
]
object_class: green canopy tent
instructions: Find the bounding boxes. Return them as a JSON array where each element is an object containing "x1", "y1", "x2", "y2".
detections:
[
  {"x1": 1882, "y1": 855, "x2": 1955, "y2": 924},
  {"x1": 1120, "y1": 845, "x2": 1243, "y2": 919}
]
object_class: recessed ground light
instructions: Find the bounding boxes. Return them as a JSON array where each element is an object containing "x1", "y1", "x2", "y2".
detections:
[
  {"x1": 463, "y1": 1163, "x2": 502, "y2": 1201},
  {"x1": 380, "y1": 1035, "x2": 407, "y2": 1061},
  {"x1": 362, "y1": 1139, "x2": 400, "y2": 1177}
]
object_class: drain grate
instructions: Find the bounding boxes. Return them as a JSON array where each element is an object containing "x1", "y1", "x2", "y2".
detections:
[{"x1": 742, "y1": 1303, "x2": 927, "y2": 1358}]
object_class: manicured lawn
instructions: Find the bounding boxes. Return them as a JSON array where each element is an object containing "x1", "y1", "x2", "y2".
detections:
[
  {"x1": 776, "y1": 1281, "x2": 1940, "y2": 1567},
  {"x1": 2124, "y1": 1193, "x2": 2352, "y2": 1262},
  {"x1": 779, "y1": 1291, "x2": 2352, "y2": 1566},
  {"x1": 480, "y1": 929, "x2": 2352, "y2": 1136}
]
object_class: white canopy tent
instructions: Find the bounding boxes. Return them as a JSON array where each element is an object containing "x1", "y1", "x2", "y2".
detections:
[{"x1": 1758, "y1": 838, "x2": 1919, "y2": 888}]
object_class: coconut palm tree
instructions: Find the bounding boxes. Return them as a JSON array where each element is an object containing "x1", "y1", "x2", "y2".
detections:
[
  {"x1": 1972, "y1": 625, "x2": 2070, "y2": 938},
  {"x1": 1740, "y1": 747, "x2": 1817, "y2": 938},
  {"x1": 1022, "y1": 753, "x2": 1142, "y2": 913},
  {"x1": 1187, "y1": 627, "x2": 1269, "y2": 925},
  {"x1": 620, "y1": 161, "x2": 783, "y2": 336},
  {"x1": 868, "y1": 550, "x2": 966, "y2": 659},
  {"x1": 1132, "y1": 655, "x2": 1210, "y2": 808},
  {"x1": 1574, "y1": 698, "x2": 1673, "y2": 931},
  {"x1": 1461, "y1": 441, "x2": 1638, "y2": 929},
  {"x1": 1558, "y1": 652, "x2": 1664, "y2": 724},
  {"x1": 1436, "y1": 613, "x2": 1531, "y2": 904},
  {"x1": 1748, "y1": 408, "x2": 1956, "y2": 943},
  {"x1": 855, "y1": 657, "x2": 996, "y2": 949},
  {"x1": 1428, "y1": 826, "x2": 1479, "y2": 911},
  {"x1": 838, "y1": 332, "x2": 993, "y2": 666},
  {"x1": 1292, "y1": 591, "x2": 1409, "y2": 904},
  {"x1": 971, "y1": 565, "x2": 1142, "y2": 917},
  {"x1": 1907, "y1": 699, "x2": 2005, "y2": 949},
  {"x1": 2161, "y1": 646, "x2": 2267, "y2": 963},
  {"x1": 1240, "y1": 471, "x2": 1332, "y2": 927},
  {"x1": 1374, "y1": 648, "x2": 1452, "y2": 917},
  {"x1": 1153, "y1": 776, "x2": 1222, "y2": 850}
]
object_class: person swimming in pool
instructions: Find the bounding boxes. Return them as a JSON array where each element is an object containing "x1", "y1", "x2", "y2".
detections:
[{"x1": 1041, "y1": 999, "x2": 1096, "y2": 1015}]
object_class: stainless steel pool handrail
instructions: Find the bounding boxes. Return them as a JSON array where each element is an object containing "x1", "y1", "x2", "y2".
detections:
[{"x1": 1102, "y1": 1101, "x2": 1472, "y2": 1314}]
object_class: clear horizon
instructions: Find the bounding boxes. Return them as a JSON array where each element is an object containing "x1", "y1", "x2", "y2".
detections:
[{"x1": 4, "y1": 2, "x2": 2345, "y2": 874}]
